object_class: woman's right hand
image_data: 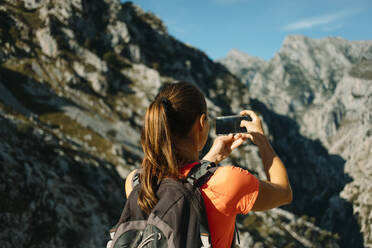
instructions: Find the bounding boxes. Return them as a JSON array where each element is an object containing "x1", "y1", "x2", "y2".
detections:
[
  {"x1": 239, "y1": 110, "x2": 267, "y2": 146},
  {"x1": 239, "y1": 110, "x2": 293, "y2": 211}
]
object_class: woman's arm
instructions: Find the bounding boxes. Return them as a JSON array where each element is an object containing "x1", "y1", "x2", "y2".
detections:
[
  {"x1": 239, "y1": 110, "x2": 292, "y2": 210},
  {"x1": 125, "y1": 170, "x2": 137, "y2": 198},
  {"x1": 250, "y1": 135, "x2": 292, "y2": 210},
  {"x1": 203, "y1": 110, "x2": 292, "y2": 210}
]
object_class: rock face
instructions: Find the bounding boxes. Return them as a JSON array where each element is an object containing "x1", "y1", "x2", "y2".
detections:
[
  {"x1": 219, "y1": 36, "x2": 372, "y2": 247},
  {"x1": 0, "y1": 0, "x2": 250, "y2": 247},
  {"x1": 217, "y1": 49, "x2": 267, "y2": 87},
  {"x1": 0, "y1": 0, "x2": 368, "y2": 247}
]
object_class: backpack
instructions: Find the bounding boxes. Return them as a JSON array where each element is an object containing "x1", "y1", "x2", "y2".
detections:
[{"x1": 106, "y1": 160, "x2": 238, "y2": 248}]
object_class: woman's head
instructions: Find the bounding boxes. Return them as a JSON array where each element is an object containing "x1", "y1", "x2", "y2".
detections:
[{"x1": 138, "y1": 82, "x2": 208, "y2": 213}]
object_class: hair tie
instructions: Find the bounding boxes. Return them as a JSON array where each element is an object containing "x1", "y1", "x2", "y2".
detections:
[
  {"x1": 160, "y1": 97, "x2": 176, "y2": 118},
  {"x1": 160, "y1": 97, "x2": 171, "y2": 107}
]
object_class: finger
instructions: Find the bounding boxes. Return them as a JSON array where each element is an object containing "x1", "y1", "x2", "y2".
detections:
[
  {"x1": 226, "y1": 133, "x2": 234, "y2": 140},
  {"x1": 240, "y1": 120, "x2": 251, "y2": 130},
  {"x1": 237, "y1": 133, "x2": 249, "y2": 140},
  {"x1": 217, "y1": 134, "x2": 234, "y2": 143},
  {"x1": 240, "y1": 110, "x2": 259, "y2": 121},
  {"x1": 231, "y1": 138, "x2": 244, "y2": 150},
  {"x1": 245, "y1": 133, "x2": 254, "y2": 142},
  {"x1": 217, "y1": 134, "x2": 232, "y2": 139},
  {"x1": 240, "y1": 120, "x2": 247, "y2": 127},
  {"x1": 234, "y1": 133, "x2": 242, "y2": 139},
  {"x1": 238, "y1": 133, "x2": 253, "y2": 140}
]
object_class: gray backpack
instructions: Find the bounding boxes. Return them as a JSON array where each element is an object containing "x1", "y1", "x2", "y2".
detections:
[{"x1": 107, "y1": 160, "x2": 238, "y2": 248}]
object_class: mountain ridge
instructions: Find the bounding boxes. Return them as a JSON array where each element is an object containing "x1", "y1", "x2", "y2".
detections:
[
  {"x1": 219, "y1": 34, "x2": 372, "y2": 247},
  {"x1": 0, "y1": 0, "x2": 370, "y2": 247}
]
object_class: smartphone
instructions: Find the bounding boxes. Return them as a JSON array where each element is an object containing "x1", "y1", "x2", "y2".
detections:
[{"x1": 215, "y1": 115, "x2": 252, "y2": 135}]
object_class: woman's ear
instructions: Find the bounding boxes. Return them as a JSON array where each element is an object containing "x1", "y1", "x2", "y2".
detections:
[{"x1": 199, "y1": 113, "x2": 207, "y2": 129}]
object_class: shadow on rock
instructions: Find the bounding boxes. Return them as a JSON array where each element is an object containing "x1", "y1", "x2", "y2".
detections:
[
  {"x1": 250, "y1": 98, "x2": 364, "y2": 248},
  {"x1": 0, "y1": 115, "x2": 125, "y2": 248},
  {"x1": 0, "y1": 67, "x2": 81, "y2": 116}
]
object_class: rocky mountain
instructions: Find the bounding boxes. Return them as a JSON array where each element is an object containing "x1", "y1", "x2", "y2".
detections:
[
  {"x1": 217, "y1": 49, "x2": 267, "y2": 86},
  {"x1": 219, "y1": 36, "x2": 372, "y2": 247},
  {"x1": 0, "y1": 0, "x2": 368, "y2": 247}
]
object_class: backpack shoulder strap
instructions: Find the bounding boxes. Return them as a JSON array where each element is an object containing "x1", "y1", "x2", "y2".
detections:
[
  {"x1": 133, "y1": 161, "x2": 218, "y2": 189},
  {"x1": 186, "y1": 160, "x2": 218, "y2": 188},
  {"x1": 131, "y1": 169, "x2": 141, "y2": 189},
  {"x1": 187, "y1": 160, "x2": 240, "y2": 248}
]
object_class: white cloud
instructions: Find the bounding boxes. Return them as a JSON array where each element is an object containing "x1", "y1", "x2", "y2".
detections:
[
  {"x1": 322, "y1": 25, "x2": 343, "y2": 32},
  {"x1": 282, "y1": 9, "x2": 361, "y2": 31}
]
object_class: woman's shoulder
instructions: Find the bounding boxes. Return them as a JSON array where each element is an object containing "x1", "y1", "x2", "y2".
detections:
[
  {"x1": 210, "y1": 165, "x2": 259, "y2": 189},
  {"x1": 125, "y1": 169, "x2": 139, "y2": 198},
  {"x1": 215, "y1": 165, "x2": 254, "y2": 177},
  {"x1": 204, "y1": 165, "x2": 260, "y2": 215}
]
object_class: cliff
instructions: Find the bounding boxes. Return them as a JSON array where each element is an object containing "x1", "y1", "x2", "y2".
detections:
[
  {"x1": 1, "y1": 0, "x2": 369, "y2": 247},
  {"x1": 219, "y1": 35, "x2": 372, "y2": 247}
]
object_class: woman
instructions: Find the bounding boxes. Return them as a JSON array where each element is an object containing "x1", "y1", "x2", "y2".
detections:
[{"x1": 125, "y1": 82, "x2": 292, "y2": 248}]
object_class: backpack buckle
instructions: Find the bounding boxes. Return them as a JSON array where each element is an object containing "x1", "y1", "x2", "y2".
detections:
[{"x1": 201, "y1": 233, "x2": 211, "y2": 248}]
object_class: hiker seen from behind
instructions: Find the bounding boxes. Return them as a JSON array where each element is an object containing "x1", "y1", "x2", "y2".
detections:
[{"x1": 108, "y1": 82, "x2": 292, "y2": 248}]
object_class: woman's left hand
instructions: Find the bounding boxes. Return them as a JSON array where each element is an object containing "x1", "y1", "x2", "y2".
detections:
[{"x1": 202, "y1": 134, "x2": 248, "y2": 164}]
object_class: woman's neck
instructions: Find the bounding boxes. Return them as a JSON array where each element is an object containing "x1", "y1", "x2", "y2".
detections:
[{"x1": 176, "y1": 137, "x2": 199, "y2": 164}]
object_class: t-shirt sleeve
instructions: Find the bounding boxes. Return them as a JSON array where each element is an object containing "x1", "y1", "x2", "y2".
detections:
[{"x1": 203, "y1": 166, "x2": 259, "y2": 215}]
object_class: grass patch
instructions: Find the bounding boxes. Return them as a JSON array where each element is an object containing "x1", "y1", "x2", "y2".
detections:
[
  {"x1": 39, "y1": 112, "x2": 118, "y2": 165},
  {"x1": 5, "y1": 3, "x2": 44, "y2": 29},
  {"x1": 103, "y1": 51, "x2": 131, "y2": 70},
  {"x1": 349, "y1": 61, "x2": 372, "y2": 80}
]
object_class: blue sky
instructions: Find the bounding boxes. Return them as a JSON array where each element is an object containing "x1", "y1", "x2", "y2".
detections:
[{"x1": 122, "y1": 0, "x2": 372, "y2": 60}]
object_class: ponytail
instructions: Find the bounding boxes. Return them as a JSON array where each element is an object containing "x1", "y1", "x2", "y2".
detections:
[
  {"x1": 138, "y1": 82, "x2": 206, "y2": 214},
  {"x1": 138, "y1": 98, "x2": 179, "y2": 213}
]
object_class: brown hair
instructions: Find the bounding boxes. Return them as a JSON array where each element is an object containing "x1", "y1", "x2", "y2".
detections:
[{"x1": 138, "y1": 82, "x2": 207, "y2": 214}]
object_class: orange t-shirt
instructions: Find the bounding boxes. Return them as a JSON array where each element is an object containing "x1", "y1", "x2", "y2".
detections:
[{"x1": 181, "y1": 162, "x2": 259, "y2": 248}]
